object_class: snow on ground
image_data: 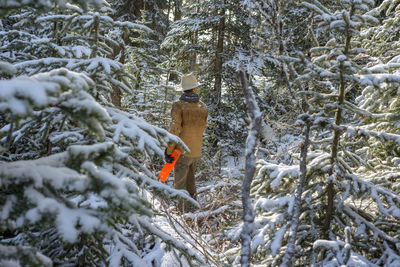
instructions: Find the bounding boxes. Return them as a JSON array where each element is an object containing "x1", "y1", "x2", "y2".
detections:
[
  {"x1": 223, "y1": 155, "x2": 245, "y2": 178},
  {"x1": 151, "y1": 154, "x2": 245, "y2": 267},
  {"x1": 152, "y1": 132, "x2": 299, "y2": 266}
]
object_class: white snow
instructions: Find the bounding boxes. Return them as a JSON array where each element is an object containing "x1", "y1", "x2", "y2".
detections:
[
  {"x1": 0, "y1": 61, "x2": 16, "y2": 75},
  {"x1": 256, "y1": 196, "x2": 294, "y2": 214},
  {"x1": 270, "y1": 226, "x2": 286, "y2": 256}
]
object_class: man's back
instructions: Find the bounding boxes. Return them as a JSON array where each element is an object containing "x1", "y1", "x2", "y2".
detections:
[{"x1": 168, "y1": 99, "x2": 208, "y2": 158}]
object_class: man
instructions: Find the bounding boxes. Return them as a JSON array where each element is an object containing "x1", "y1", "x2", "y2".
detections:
[{"x1": 165, "y1": 73, "x2": 208, "y2": 212}]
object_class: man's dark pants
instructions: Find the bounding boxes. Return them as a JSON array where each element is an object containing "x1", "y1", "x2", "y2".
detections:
[{"x1": 174, "y1": 155, "x2": 199, "y2": 212}]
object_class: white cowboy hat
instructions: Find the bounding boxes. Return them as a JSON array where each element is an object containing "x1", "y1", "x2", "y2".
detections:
[{"x1": 177, "y1": 73, "x2": 201, "y2": 91}]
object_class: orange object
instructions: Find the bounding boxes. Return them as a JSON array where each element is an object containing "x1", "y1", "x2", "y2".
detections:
[{"x1": 159, "y1": 149, "x2": 181, "y2": 182}]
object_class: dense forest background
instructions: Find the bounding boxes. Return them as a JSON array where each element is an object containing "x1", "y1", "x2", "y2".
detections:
[{"x1": 1, "y1": 0, "x2": 400, "y2": 266}]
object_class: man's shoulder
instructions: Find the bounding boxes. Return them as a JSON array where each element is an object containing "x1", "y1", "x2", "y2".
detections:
[
  {"x1": 173, "y1": 99, "x2": 207, "y2": 110},
  {"x1": 172, "y1": 99, "x2": 185, "y2": 107},
  {"x1": 198, "y1": 100, "x2": 208, "y2": 110}
]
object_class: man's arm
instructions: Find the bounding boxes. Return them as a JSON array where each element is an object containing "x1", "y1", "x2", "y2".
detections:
[{"x1": 167, "y1": 102, "x2": 182, "y2": 155}]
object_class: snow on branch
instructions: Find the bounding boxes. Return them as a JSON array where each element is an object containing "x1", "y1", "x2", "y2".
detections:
[
  {"x1": 346, "y1": 126, "x2": 400, "y2": 146},
  {"x1": 343, "y1": 173, "x2": 400, "y2": 219},
  {"x1": 0, "y1": 68, "x2": 93, "y2": 116},
  {"x1": 135, "y1": 216, "x2": 206, "y2": 265},
  {"x1": 0, "y1": 142, "x2": 151, "y2": 243},
  {"x1": 0, "y1": 60, "x2": 16, "y2": 76},
  {"x1": 107, "y1": 107, "x2": 188, "y2": 158},
  {"x1": 239, "y1": 70, "x2": 262, "y2": 267},
  {"x1": 381, "y1": 242, "x2": 400, "y2": 266},
  {"x1": 108, "y1": 231, "x2": 148, "y2": 267},
  {"x1": 256, "y1": 196, "x2": 294, "y2": 214},
  {"x1": 313, "y1": 226, "x2": 378, "y2": 266},
  {"x1": 0, "y1": 244, "x2": 52, "y2": 267},
  {"x1": 359, "y1": 73, "x2": 400, "y2": 87},
  {"x1": 115, "y1": 163, "x2": 199, "y2": 207},
  {"x1": 59, "y1": 89, "x2": 111, "y2": 139},
  {"x1": 0, "y1": 0, "x2": 102, "y2": 15},
  {"x1": 314, "y1": 239, "x2": 344, "y2": 252},
  {"x1": 255, "y1": 160, "x2": 299, "y2": 189},
  {"x1": 343, "y1": 205, "x2": 399, "y2": 244},
  {"x1": 301, "y1": 1, "x2": 330, "y2": 16}
]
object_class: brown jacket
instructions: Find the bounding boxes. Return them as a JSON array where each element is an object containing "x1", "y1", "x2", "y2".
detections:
[{"x1": 167, "y1": 99, "x2": 208, "y2": 157}]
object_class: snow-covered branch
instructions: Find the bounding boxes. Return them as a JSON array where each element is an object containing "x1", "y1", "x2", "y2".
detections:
[{"x1": 239, "y1": 70, "x2": 262, "y2": 267}]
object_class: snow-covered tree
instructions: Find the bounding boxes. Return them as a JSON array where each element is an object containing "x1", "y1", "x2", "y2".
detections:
[
  {"x1": 163, "y1": 0, "x2": 254, "y2": 157},
  {"x1": 0, "y1": 1, "x2": 206, "y2": 266},
  {"x1": 108, "y1": 0, "x2": 176, "y2": 125},
  {"x1": 358, "y1": 0, "x2": 400, "y2": 161},
  {"x1": 237, "y1": 0, "x2": 313, "y2": 117},
  {"x1": 0, "y1": 72, "x2": 198, "y2": 263},
  {"x1": 226, "y1": 0, "x2": 400, "y2": 265},
  {"x1": 126, "y1": 13, "x2": 175, "y2": 125},
  {"x1": 110, "y1": 0, "x2": 169, "y2": 42}
]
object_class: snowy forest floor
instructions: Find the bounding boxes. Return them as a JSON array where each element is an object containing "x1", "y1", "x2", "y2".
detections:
[
  {"x1": 151, "y1": 126, "x2": 301, "y2": 266},
  {"x1": 153, "y1": 155, "x2": 245, "y2": 267}
]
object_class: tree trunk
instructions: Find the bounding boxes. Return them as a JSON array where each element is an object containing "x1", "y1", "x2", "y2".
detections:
[
  {"x1": 269, "y1": 0, "x2": 303, "y2": 111},
  {"x1": 281, "y1": 118, "x2": 311, "y2": 266},
  {"x1": 110, "y1": 39, "x2": 125, "y2": 108},
  {"x1": 174, "y1": 0, "x2": 182, "y2": 21},
  {"x1": 91, "y1": 15, "x2": 99, "y2": 58},
  {"x1": 6, "y1": 116, "x2": 14, "y2": 152},
  {"x1": 213, "y1": 0, "x2": 225, "y2": 108},
  {"x1": 190, "y1": 29, "x2": 198, "y2": 71},
  {"x1": 163, "y1": 72, "x2": 170, "y2": 114},
  {"x1": 111, "y1": 83, "x2": 122, "y2": 108},
  {"x1": 323, "y1": 4, "x2": 354, "y2": 237},
  {"x1": 189, "y1": 0, "x2": 200, "y2": 71},
  {"x1": 166, "y1": 0, "x2": 171, "y2": 28},
  {"x1": 239, "y1": 70, "x2": 262, "y2": 267},
  {"x1": 168, "y1": 0, "x2": 183, "y2": 82}
]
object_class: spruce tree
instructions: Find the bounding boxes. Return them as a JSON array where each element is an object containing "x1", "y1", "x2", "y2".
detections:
[
  {"x1": 0, "y1": 1, "x2": 206, "y2": 265},
  {"x1": 226, "y1": 0, "x2": 400, "y2": 265},
  {"x1": 163, "y1": 0, "x2": 253, "y2": 156}
]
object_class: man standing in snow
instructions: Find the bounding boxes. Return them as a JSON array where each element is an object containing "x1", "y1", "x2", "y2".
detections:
[{"x1": 165, "y1": 73, "x2": 208, "y2": 212}]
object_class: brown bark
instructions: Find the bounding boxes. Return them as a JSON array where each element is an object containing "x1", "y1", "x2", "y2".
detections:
[
  {"x1": 91, "y1": 17, "x2": 99, "y2": 58},
  {"x1": 111, "y1": 86, "x2": 122, "y2": 108},
  {"x1": 190, "y1": 30, "x2": 198, "y2": 71},
  {"x1": 174, "y1": 0, "x2": 182, "y2": 21},
  {"x1": 213, "y1": 0, "x2": 226, "y2": 108},
  {"x1": 189, "y1": 0, "x2": 200, "y2": 71},
  {"x1": 168, "y1": 0, "x2": 183, "y2": 82}
]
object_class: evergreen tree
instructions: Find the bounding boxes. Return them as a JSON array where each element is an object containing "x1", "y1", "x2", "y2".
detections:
[
  {"x1": 0, "y1": 1, "x2": 206, "y2": 265},
  {"x1": 163, "y1": 0, "x2": 253, "y2": 156},
  {"x1": 108, "y1": 0, "x2": 178, "y2": 129},
  {"x1": 226, "y1": 0, "x2": 400, "y2": 265},
  {"x1": 126, "y1": 11, "x2": 174, "y2": 126},
  {"x1": 110, "y1": 0, "x2": 169, "y2": 43},
  {"x1": 359, "y1": 0, "x2": 400, "y2": 160}
]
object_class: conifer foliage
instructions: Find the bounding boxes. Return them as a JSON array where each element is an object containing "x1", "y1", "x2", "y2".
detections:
[
  {"x1": 226, "y1": 0, "x2": 400, "y2": 266},
  {"x1": 0, "y1": 1, "x2": 203, "y2": 266},
  {"x1": 2, "y1": 0, "x2": 400, "y2": 266}
]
